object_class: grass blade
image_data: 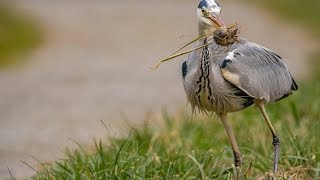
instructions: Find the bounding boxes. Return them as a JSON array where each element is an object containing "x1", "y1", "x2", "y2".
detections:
[{"x1": 185, "y1": 154, "x2": 206, "y2": 180}]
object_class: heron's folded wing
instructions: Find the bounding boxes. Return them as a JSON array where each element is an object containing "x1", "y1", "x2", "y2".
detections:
[{"x1": 220, "y1": 42, "x2": 298, "y2": 102}]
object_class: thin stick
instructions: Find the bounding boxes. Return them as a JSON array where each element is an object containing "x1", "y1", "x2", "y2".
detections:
[
  {"x1": 172, "y1": 30, "x2": 231, "y2": 56},
  {"x1": 149, "y1": 41, "x2": 213, "y2": 70},
  {"x1": 168, "y1": 35, "x2": 207, "y2": 56},
  {"x1": 150, "y1": 23, "x2": 239, "y2": 70}
]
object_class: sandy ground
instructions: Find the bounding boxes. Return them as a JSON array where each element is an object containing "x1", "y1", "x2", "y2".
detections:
[{"x1": 0, "y1": 0, "x2": 317, "y2": 178}]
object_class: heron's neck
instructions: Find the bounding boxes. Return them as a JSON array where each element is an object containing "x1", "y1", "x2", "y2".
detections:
[
  {"x1": 194, "y1": 38, "x2": 213, "y2": 97},
  {"x1": 198, "y1": 23, "x2": 215, "y2": 37},
  {"x1": 197, "y1": 38, "x2": 211, "y2": 78},
  {"x1": 200, "y1": 38, "x2": 211, "y2": 64}
]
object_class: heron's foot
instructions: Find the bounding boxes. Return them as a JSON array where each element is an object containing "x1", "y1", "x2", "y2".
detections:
[
  {"x1": 272, "y1": 135, "x2": 280, "y2": 176},
  {"x1": 232, "y1": 152, "x2": 243, "y2": 180},
  {"x1": 233, "y1": 166, "x2": 241, "y2": 180},
  {"x1": 234, "y1": 152, "x2": 243, "y2": 167}
]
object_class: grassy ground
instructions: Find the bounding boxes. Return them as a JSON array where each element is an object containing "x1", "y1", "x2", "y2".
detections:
[
  {"x1": 0, "y1": 4, "x2": 42, "y2": 68},
  {"x1": 31, "y1": 69, "x2": 320, "y2": 179},
  {"x1": 30, "y1": 1, "x2": 320, "y2": 179}
]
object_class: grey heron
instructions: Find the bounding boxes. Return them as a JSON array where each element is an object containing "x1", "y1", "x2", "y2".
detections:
[{"x1": 181, "y1": 0, "x2": 298, "y2": 176}]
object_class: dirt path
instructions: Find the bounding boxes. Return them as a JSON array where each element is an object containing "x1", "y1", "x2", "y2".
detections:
[{"x1": 0, "y1": 0, "x2": 317, "y2": 178}]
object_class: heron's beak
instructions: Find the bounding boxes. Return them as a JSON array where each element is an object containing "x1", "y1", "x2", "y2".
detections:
[{"x1": 206, "y1": 13, "x2": 225, "y2": 28}]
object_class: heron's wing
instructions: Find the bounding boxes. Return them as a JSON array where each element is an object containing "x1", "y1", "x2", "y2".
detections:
[{"x1": 220, "y1": 41, "x2": 298, "y2": 102}]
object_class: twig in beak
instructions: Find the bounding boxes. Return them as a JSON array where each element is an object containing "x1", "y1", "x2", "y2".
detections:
[
  {"x1": 149, "y1": 23, "x2": 240, "y2": 70},
  {"x1": 169, "y1": 35, "x2": 208, "y2": 56},
  {"x1": 149, "y1": 40, "x2": 213, "y2": 70}
]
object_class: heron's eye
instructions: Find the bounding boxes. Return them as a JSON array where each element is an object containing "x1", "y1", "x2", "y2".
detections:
[{"x1": 201, "y1": 9, "x2": 209, "y2": 16}]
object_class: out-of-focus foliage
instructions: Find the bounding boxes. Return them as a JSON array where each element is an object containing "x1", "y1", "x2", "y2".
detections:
[
  {"x1": 246, "y1": 0, "x2": 320, "y2": 36},
  {"x1": 0, "y1": 4, "x2": 42, "y2": 68}
]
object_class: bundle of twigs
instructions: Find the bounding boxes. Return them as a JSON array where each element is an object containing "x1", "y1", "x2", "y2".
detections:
[{"x1": 151, "y1": 24, "x2": 239, "y2": 70}]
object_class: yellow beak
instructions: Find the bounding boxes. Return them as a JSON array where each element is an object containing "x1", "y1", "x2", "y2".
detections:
[{"x1": 206, "y1": 13, "x2": 225, "y2": 28}]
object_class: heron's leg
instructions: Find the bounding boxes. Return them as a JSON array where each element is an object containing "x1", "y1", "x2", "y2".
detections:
[
  {"x1": 220, "y1": 114, "x2": 242, "y2": 167},
  {"x1": 256, "y1": 100, "x2": 280, "y2": 175}
]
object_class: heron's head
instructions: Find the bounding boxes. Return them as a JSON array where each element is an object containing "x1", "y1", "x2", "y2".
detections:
[{"x1": 197, "y1": 0, "x2": 225, "y2": 36}]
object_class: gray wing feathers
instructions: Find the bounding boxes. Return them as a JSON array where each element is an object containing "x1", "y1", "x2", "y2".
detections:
[{"x1": 221, "y1": 42, "x2": 297, "y2": 102}]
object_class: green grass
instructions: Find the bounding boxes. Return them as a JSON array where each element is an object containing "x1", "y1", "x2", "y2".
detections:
[
  {"x1": 0, "y1": 4, "x2": 42, "y2": 68},
  {"x1": 31, "y1": 70, "x2": 320, "y2": 179}
]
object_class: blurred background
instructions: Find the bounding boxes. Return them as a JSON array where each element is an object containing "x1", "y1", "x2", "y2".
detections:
[{"x1": 0, "y1": 0, "x2": 318, "y2": 178}]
